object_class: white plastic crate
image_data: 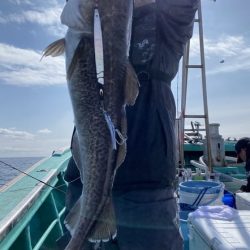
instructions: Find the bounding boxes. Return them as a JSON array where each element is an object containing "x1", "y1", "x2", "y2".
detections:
[
  {"x1": 236, "y1": 193, "x2": 250, "y2": 210},
  {"x1": 188, "y1": 210, "x2": 250, "y2": 250}
]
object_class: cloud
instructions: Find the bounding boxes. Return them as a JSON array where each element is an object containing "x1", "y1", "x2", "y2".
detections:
[
  {"x1": 0, "y1": 128, "x2": 35, "y2": 140},
  {"x1": 190, "y1": 35, "x2": 245, "y2": 57},
  {"x1": 38, "y1": 128, "x2": 52, "y2": 134},
  {"x1": 0, "y1": 136, "x2": 71, "y2": 157},
  {"x1": 4, "y1": 9, "x2": 58, "y2": 25},
  {"x1": 0, "y1": 146, "x2": 40, "y2": 153},
  {"x1": 1, "y1": 1, "x2": 66, "y2": 37},
  {"x1": 190, "y1": 34, "x2": 250, "y2": 75},
  {"x1": 8, "y1": 0, "x2": 33, "y2": 6},
  {"x1": 0, "y1": 128, "x2": 67, "y2": 157},
  {"x1": 0, "y1": 43, "x2": 66, "y2": 86},
  {"x1": 0, "y1": 15, "x2": 5, "y2": 24}
]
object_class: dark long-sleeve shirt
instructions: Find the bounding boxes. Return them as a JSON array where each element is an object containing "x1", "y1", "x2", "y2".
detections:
[
  {"x1": 113, "y1": 0, "x2": 199, "y2": 192},
  {"x1": 241, "y1": 143, "x2": 250, "y2": 192}
]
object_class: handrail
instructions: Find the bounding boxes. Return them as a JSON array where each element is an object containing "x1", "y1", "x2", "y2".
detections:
[
  {"x1": 0, "y1": 170, "x2": 57, "y2": 241},
  {"x1": 190, "y1": 159, "x2": 208, "y2": 174}
]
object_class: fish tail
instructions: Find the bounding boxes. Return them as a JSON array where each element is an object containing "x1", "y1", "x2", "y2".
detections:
[
  {"x1": 64, "y1": 197, "x2": 81, "y2": 236},
  {"x1": 88, "y1": 197, "x2": 117, "y2": 243},
  {"x1": 41, "y1": 38, "x2": 65, "y2": 60}
]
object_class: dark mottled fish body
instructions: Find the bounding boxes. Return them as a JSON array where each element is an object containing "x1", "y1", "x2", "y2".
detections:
[{"x1": 44, "y1": 0, "x2": 138, "y2": 249}]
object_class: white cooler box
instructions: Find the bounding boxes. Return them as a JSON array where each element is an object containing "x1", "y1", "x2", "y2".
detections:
[
  {"x1": 188, "y1": 210, "x2": 250, "y2": 250},
  {"x1": 236, "y1": 193, "x2": 250, "y2": 210}
]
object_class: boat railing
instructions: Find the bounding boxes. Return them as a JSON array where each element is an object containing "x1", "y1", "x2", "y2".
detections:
[
  {"x1": 0, "y1": 149, "x2": 71, "y2": 250},
  {"x1": 190, "y1": 156, "x2": 209, "y2": 175},
  {"x1": 189, "y1": 155, "x2": 247, "y2": 193}
]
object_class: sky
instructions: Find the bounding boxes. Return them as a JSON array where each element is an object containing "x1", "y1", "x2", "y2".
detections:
[{"x1": 0, "y1": 0, "x2": 249, "y2": 157}]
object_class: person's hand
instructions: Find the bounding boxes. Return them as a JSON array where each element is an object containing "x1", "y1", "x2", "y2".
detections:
[
  {"x1": 235, "y1": 189, "x2": 243, "y2": 193},
  {"x1": 240, "y1": 185, "x2": 247, "y2": 192}
]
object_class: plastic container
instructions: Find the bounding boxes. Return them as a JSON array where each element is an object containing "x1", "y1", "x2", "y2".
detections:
[
  {"x1": 188, "y1": 210, "x2": 250, "y2": 250},
  {"x1": 236, "y1": 193, "x2": 250, "y2": 210},
  {"x1": 222, "y1": 193, "x2": 235, "y2": 208},
  {"x1": 179, "y1": 181, "x2": 224, "y2": 208}
]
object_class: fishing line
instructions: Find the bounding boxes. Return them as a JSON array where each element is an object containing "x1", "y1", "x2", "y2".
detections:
[
  {"x1": 0, "y1": 177, "x2": 81, "y2": 194},
  {"x1": 57, "y1": 176, "x2": 81, "y2": 188},
  {"x1": 0, "y1": 160, "x2": 66, "y2": 194},
  {"x1": 0, "y1": 178, "x2": 77, "y2": 194},
  {"x1": 176, "y1": 64, "x2": 180, "y2": 117}
]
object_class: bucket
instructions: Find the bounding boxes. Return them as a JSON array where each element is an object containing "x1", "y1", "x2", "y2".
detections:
[{"x1": 179, "y1": 180, "x2": 224, "y2": 209}]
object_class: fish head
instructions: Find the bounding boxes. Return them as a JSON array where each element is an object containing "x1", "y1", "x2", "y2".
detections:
[
  {"x1": 61, "y1": 0, "x2": 95, "y2": 35},
  {"x1": 61, "y1": 0, "x2": 96, "y2": 75}
]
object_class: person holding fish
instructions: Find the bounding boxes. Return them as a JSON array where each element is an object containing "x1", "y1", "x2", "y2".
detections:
[
  {"x1": 44, "y1": 0, "x2": 200, "y2": 249},
  {"x1": 110, "y1": 1, "x2": 200, "y2": 249}
]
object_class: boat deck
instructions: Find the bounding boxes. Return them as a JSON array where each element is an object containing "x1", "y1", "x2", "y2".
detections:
[{"x1": 0, "y1": 149, "x2": 71, "y2": 250}]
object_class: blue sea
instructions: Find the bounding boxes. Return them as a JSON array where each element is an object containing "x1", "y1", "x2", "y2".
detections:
[{"x1": 0, "y1": 157, "x2": 43, "y2": 187}]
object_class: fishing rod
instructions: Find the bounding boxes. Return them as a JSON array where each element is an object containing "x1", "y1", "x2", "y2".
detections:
[{"x1": 0, "y1": 160, "x2": 67, "y2": 194}]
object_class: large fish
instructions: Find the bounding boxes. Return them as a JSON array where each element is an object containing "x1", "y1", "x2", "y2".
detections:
[{"x1": 43, "y1": 0, "x2": 139, "y2": 249}]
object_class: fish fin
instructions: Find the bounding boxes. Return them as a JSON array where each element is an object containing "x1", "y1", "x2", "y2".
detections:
[
  {"x1": 88, "y1": 197, "x2": 117, "y2": 242},
  {"x1": 116, "y1": 142, "x2": 127, "y2": 169},
  {"x1": 125, "y1": 62, "x2": 139, "y2": 106},
  {"x1": 41, "y1": 38, "x2": 65, "y2": 60},
  {"x1": 64, "y1": 197, "x2": 81, "y2": 235},
  {"x1": 116, "y1": 113, "x2": 127, "y2": 168}
]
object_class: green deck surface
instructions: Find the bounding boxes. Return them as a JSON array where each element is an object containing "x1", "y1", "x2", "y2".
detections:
[
  {"x1": 0, "y1": 149, "x2": 71, "y2": 222},
  {"x1": 0, "y1": 149, "x2": 71, "y2": 250}
]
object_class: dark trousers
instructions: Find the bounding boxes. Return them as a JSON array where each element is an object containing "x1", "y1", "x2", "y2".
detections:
[
  {"x1": 110, "y1": 188, "x2": 183, "y2": 250},
  {"x1": 57, "y1": 158, "x2": 183, "y2": 250}
]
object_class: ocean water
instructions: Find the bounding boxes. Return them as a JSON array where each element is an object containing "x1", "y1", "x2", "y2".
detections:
[{"x1": 0, "y1": 157, "x2": 43, "y2": 187}]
